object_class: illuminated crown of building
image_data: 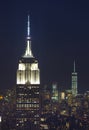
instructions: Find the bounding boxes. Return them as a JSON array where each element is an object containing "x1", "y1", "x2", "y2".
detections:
[{"x1": 16, "y1": 16, "x2": 40, "y2": 85}]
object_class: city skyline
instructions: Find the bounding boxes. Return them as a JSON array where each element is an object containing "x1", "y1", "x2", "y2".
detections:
[{"x1": 0, "y1": 1, "x2": 89, "y2": 93}]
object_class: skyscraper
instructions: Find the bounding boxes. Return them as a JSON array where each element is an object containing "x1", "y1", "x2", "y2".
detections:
[
  {"x1": 51, "y1": 83, "x2": 59, "y2": 102},
  {"x1": 16, "y1": 16, "x2": 40, "y2": 130},
  {"x1": 71, "y1": 61, "x2": 78, "y2": 96}
]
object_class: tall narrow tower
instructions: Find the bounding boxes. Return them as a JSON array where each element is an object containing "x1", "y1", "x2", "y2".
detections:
[
  {"x1": 16, "y1": 16, "x2": 40, "y2": 130},
  {"x1": 71, "y1": 61, "x2": 78, "y2": 96}
]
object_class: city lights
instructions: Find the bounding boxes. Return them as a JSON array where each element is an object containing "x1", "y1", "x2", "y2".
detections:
[{"x1": 0, "y1": 116, "x2": 2, "y2": 122}]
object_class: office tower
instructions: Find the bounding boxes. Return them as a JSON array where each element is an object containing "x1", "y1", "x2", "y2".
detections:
[
  {"x1": 16, "y1": 16, "x2": 40, "y2": 130},
  {"x1": 51, "y1": 83, "x2": 59, "y2": 102},
  {"x1": 41, "y1": 86, "x2": 51, "y2": 113},
  {"x1": 71, "y1": 61, "x2": 78, "y2": 96}
]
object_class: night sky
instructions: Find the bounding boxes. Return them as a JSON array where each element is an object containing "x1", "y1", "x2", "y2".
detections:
[{"x1": 0, "y1": 0, "x2": 89, "y2": 93}]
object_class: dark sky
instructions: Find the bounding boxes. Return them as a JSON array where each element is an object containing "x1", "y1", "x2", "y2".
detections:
[{"x1": 0, "y1": 0, "x2": 89, "y2": 93}]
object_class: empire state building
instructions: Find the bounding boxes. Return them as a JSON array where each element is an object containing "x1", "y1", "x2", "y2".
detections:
[{"x1": 16, "y1": 16, "x2": 40, "y2": 130}]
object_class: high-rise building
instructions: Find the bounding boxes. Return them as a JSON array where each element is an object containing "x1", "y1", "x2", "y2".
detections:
[
  {"x1": 16, "y1": 16, "x2": 40, "y2": 130},
  {"x1": 41, "y1": 86, "x2": 51, "y2": 113},
  {"x1": 51, "y1": 83, "x2": 59, "y2": 102},
  {"x1": 71, "y1": 61, "x2": 78, "y2": 96}
]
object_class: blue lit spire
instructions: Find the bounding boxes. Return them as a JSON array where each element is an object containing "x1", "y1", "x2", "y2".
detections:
[
  {"x1": 27, "y1": 15, "x2": 31, "y2": 39},
  {"x1": 23, "y1": 15, "x2": 33, "y2": 57}
]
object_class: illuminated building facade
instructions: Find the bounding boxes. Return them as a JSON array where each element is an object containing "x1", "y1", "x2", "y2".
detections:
[
  {"x1": 51, "y1": 83, "x2": 59, "y2": 102},
  {"x1": 41, "y1": 87, "x2": 51, "y2": 113},
  {"x1": 65, "y1": 90, "x2": 73, "y2": 106},
  {"x1": 16, "y1": 16, "x2": 40, "y2": 130},
  {"x1": 71, "y1": 61, "x2": 78, "y2": 96}
]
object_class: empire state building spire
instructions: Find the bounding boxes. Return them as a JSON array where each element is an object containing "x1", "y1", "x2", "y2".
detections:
[
  {"x1": 27, "y1": 15, "x2": 30, "y2": 39},
  {"x1": 23, "y1": 15, "x2": 33, "y2": 57}
]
